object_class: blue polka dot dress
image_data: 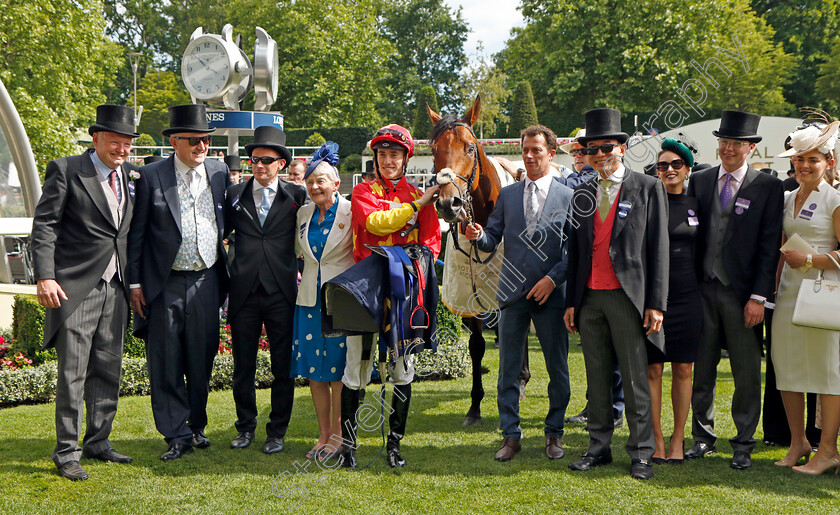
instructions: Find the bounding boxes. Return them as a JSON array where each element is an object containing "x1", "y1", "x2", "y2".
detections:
[{"x1": 291, "y1": 201, "x2": 348, "y2": 381}]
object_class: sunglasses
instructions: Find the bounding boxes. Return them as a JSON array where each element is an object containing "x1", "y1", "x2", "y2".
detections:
[
  {"x1": 656, "y1": 159, "x2": 686, "y2": 172},
  {"x1": 569, "y1": 148, "x2": 586, "y2": 157},
  {"x1": 249, "y1": 156, "x2": 282, "y2": 165},
  {"x1": 584, "y1": 143, "x2": 622, "y2": 155},
  {"x1": 376, "y1": 128, "x2": 408, "y2": 141},
  {"x1": 173, "y1": 135, "x2": 212, "y2": 146}
]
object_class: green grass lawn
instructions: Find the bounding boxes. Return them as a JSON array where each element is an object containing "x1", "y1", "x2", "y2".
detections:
[{"x1": 2, "y1": 332, "x2": 839, "y2": 514}]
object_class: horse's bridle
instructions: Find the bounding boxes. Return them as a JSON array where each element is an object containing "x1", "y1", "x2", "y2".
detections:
[{"x1": 431, "y1": 121, "x2": 500, "y2": 312}]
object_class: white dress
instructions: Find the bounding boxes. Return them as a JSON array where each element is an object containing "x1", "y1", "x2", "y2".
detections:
[{"x1": 772, "y1": 181, "x2": 840, "y2": 394}]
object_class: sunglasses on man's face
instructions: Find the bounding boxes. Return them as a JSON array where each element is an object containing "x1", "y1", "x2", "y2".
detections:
[
  {"x1": 173, "y1": 135, "x2": 212, "y2": 146},
  {"x1": 249, "y1": 156, "x2": 282, "y2": 165},
  {"x1": 656, "y1": 159, "x2": 686, "y2": 172},
  {"x1": 569, "y1": 148, "x2": 586, "y2": 157},
  {"x1": 584, "y1": 143, "x2": 622, "y2": 155}
]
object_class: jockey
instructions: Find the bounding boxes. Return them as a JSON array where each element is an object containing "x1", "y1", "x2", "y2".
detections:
[{"x1": 341, "y1": 124, "x2": 441, "y2": 469}]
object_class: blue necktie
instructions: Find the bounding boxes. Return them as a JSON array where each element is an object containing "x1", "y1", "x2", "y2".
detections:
[
  {"x1": 258, "y1": 186, "x2": 272, "y2": 226},
  {"x1": 720, "y1": 173, "x2": 733, "y2": 208}
]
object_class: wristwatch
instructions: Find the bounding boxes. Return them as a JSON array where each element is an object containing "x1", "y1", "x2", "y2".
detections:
[{"x1": 805, "y1": 254, "x2": 814, "y2": 269}]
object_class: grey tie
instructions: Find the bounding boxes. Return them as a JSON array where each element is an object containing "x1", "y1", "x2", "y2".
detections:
[
  {"x1": 187, "y1": 168, "x2": 199, "y2": 197},
  {"x1": 258, "y1": 186, "x2": 272, "y2": 226},
  {"x1": 526, "y1": 181, "x2": 539, "y2": 236}
]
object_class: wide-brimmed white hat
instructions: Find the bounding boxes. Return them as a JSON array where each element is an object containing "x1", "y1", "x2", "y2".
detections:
[
  {"x1": 559, "y1": 128, "x2": 585, "y2": 154},
  {"x1": 777, "y1": 120, "x2": 839, "y2": 158}
]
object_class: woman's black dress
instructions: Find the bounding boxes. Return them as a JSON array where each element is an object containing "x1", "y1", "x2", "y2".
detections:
[{"x1": 648, "y1": 192, "x2": 702, "y2": 364}]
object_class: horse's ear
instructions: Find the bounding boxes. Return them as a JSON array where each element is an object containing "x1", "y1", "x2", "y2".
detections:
[
  {"x1": 463, "y1": 95, "x2": 481, "y2": 127},
  {"x1": 427, "y1": 104, "x2": 442, "y2": 126}
]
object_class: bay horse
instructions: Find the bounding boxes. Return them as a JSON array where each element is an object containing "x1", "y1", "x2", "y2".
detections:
[{"x1": 428, "y1": 96, "x2": 516, "y2": 425}]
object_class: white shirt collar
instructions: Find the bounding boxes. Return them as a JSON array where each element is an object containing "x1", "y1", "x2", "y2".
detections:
[
  {"x1": 602, "y1": 164, "x2": 626, "y2": 183},
  {"x1": 173, "y1": 154, "x2": 206, "y2": 177},
  {"x1": 252, "y1": 176, "x2": 279, "y2": 194},
  {"x1": 89, "y1": 150, "x2": 120, "y2": 179},
  {"x1": 524, "y1": 172, "x2": 554, "y2": 192},
  {"x1": 718, "y1": 162, "x2": 748, "y2": 183}
]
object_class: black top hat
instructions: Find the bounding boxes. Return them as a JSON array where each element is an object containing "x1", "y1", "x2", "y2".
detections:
[
  {"x1": 578, "y1": 108, "x2": 629, "y2": 145},
  {"x1": 143, "y1": 155, "x2": 165, "y2": 165},
  {"x1": 224, "y1": 155, "x2": 242, "y2": 171},
  {"x1": 712, "y1": 110, "x2": 762, "y2": 143},
  {"x1": 89, "y1": 104, "x2": 140, "y2": 138},
  {"x1": 162, "y1": 104, "x2": 216, "y2": 137},
  {"x1": 245, "y1": 126, "x2": 292, "y2": 169}
]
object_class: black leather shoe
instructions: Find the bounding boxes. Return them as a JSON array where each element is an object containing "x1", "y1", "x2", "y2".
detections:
[
  {"x1": 57, "y1": 461, "x2": 88, "y2": 481},
  {"x1": 230, "y1": 432, "x2": 254, "y2": 449},
  {"x1": 192, "y1": 430, "x2": 210, "y2": 449},
  {"x1": 387, "y1": 436, "x2": 406, "y2": 468},
  {"x1": 341, "y1": 446, "x2": 357, "y2": 468},
  {"x1": 85, "y1": 448, "x2": 133, "y2": 464},
  {"x1": 161, "y1": 443, "x2": 194, "y2": 461},
  {"x1": 731, "y1": 450, "x2": 752, "y2": 470},
  {"x1": 569, "y1": 451, "x2": 613, "y2": 471},
  {"x1": 685, "y1": 441, "x2": 715, "y2": 459},
  {"x1": 565, "y1": 409, "x2": 588, "y2": 425},
  {"x1": 262, "y1": 437, "x2": 285, "y2": 454},
  {"x1": 630, "y1": 459, "x2": 654, "y2": 480}
]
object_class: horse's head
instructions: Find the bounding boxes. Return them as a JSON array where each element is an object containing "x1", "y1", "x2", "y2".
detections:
[{"x1": 429, "y1": 96, "x2": 482, "y2": 224}]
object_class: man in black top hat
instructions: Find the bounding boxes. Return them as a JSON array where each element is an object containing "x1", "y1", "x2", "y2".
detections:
[
  {"x1": 224, "y1": 126, "x2": 305, "y2": 454},
  {"x1": 128, "y1": 104, "x2": 231, "y2": 461},
  {"x1": 685, "y1": 110, "x2": 783, "y2": 469},
  {"x1": 224, "y1": 155, "x2": 242, "y2": 185},
  {"x1": 31, "y1": 105, "x2": 139, "y2": 480},
  {"x1": 564, "y1": 108, "x2": 669, "y2": 480}
]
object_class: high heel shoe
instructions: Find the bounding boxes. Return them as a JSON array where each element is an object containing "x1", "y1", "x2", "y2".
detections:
[
  {"x1": 792, "y1": 452, "x2": 840, "y2": 476},
  {"x1": 774, "y1": 446, "x2": 812, "y2": 467},
  {"x1": 667, "y1": 435, "x2": 685, "y2": 464}
]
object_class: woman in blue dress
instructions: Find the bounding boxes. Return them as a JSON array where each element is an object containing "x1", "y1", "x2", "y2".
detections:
[{"x1": 292, "y1": 142, "x2": 357, "y2": 459}]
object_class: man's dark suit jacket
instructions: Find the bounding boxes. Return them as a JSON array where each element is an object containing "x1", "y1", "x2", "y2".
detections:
[
  {"x1": 223, "y1": 177, "x2": 307, "y2": 319},
  {"x1": 565, "y1": 169, "x2": 670, "y2": 350},
  {"x1": 127, "y1": 155, "x2": 230, "y2": 335},
  {"x1": 686, "y1": 165, "x2": 783, "y2": 305},
  {"x1": 31, "y1": 150, "x2": 136, "y2": 348}
]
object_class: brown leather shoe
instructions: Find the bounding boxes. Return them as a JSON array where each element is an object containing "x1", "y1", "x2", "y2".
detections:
[
  {"x1": 494, "y1": 437, "x2": 521, "y2": 462},
  {"x1": 545, "y1": 436, "x2": 565, "y2": 459}
]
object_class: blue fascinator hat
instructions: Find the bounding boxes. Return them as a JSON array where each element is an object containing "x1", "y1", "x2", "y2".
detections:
[{"x1": 305, "y1": 141, "x2": 340, "y2": 178}]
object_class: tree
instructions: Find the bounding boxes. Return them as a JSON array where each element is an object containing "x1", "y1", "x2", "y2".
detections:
[
  {"x1": 128, "y1": 70, "x2": 191, "y2": 141},
  {"x1": 378, "y1": 0, "x2": 469, "y2": 125},
  {"x1": 413, "y1": 86, "x2": 439, "y2": 139},
  {"x1": 0, "y1": 0, "x2": 122, "y2": 170},
  {"x1": 751, "y1": 0, "x2": 840, "y2": 111},
  {"x1": 816, "y1": 39, "x2": 840, "y2": 113},
  {"x1": 457, "y1": 47, "x2": 510, "y2": 138},
  {"x1": 497, "y1": 0, "x2": 794, "y2": 137},
  {"x1": 508, "y1": 81, "x2": 538, "y2": 137}
]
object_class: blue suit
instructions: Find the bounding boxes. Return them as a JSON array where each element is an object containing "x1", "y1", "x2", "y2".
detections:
[{"x1": 477, "y1": 176, "x2": 574, "y2": 439}]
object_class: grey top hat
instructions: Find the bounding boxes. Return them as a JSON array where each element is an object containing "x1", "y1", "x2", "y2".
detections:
[
  {"x1": 244, "y1": 126, "x2": 292, "y2": 170},
  {"x1": 578, "y1": 108, "x2": 629, "y2": 145},
  {"x1": 162, "y1": 104, "x2": 216, "y2": 137},
  {"x1": 712, "y1": 110, "x2": 762, "y2": 143},
  {"x1": 89, "y1": 104, "x2": 140, "y2": 138},
  {"x1": 224, "y1": 155, "x2": 243, "y2": 171}
]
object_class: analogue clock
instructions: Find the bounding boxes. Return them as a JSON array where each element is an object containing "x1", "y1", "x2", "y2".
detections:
[{"x1": 181, "y1": 34, "x2": 233, "y2": 100}]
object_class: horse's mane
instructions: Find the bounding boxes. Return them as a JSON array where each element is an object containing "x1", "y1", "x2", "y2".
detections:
[{"x1": 429, "y1": 114, "x2": 465, "y2": 142}]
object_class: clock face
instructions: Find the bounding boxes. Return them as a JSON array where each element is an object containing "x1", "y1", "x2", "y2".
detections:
[{"x1": 182, "y1": 37, "x2": 232, "y2": 99}]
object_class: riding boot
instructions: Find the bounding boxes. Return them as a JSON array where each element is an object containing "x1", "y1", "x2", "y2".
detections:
[
  {"x1": 387, "y1": 384, "x2": 411, "y2": 468},
  {"x1": 340, "y1": 388, "x2": 364, "y2": 468}
]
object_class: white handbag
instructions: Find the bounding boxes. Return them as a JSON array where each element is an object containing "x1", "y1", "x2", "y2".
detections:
[{"x1": 792, "y1": 251, "x2": 840, "y2": 331}]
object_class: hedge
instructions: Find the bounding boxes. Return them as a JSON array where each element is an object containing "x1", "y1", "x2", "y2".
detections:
[
  {"x1": 0, "y1": 296, "x2": 469, "y2": 406},
  {"x1": 285, "y1": 127, "x2": 374, "y2": 159},
  {"x1": 12, "y1": 295, "x2": 146, "y2": 362}
]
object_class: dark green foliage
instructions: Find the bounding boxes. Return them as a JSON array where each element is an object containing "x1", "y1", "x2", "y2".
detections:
[
  {"x1": 11, "y1": 295, "x2": 52, "y2": 365},
  {"x1": 305, "y1": 132, "x2": 327, "y2": 147},
  {"x1": 508, "y1": 80, "x2": 538, "y2": 138},
  {"x1": 413, "y1": 86, "x2": 439, "y2": 140},
  {"x1": 341, "y1": 154, "x2": 363, "y2": 173},
  {"x1": 282, "y1": 127, "x2": 375, "y2": 158},
  {"x1": 123, "y1": 316, "x2": 146, "y2": 358}
]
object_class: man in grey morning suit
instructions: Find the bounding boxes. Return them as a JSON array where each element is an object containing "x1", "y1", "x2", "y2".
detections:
[
  {"x1": 31, "y1": 105, "x2": 139, "y2": 481},
  {"x1": 564, "y1": 108, "x2": 669, "y2": 480},
  {"x1": 685, "y1": 111, "x2": 784, "y2": 470},
  {"x1": 128, "y1": 104, "x2": 231, "y2": 461},
  {"x1": 466, "y1": 125, "x2": 576, "y2": 462}
]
